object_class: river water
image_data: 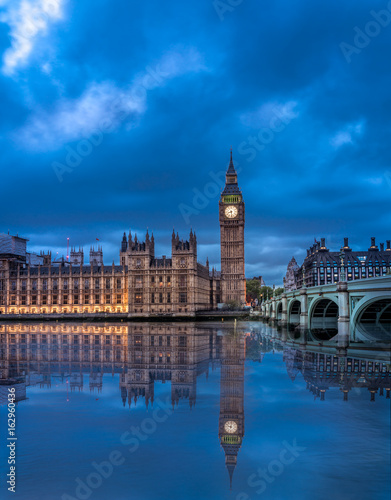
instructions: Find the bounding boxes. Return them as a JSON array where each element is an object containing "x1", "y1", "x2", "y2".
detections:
[{"x1": 0, "y1": 321, "x2": 390, "y2": 500}]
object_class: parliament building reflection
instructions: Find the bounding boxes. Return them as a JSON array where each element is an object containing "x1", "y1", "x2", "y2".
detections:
[{"x1": 0, "y1": 322, "x2": 390, "y2": 486}]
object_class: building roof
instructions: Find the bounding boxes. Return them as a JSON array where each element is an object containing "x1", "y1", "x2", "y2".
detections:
[{"x1": 222, "y1": 151, "x2": 242, "y2": 196}]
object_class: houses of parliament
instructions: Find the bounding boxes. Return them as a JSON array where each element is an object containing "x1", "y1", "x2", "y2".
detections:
[{"x1": 0, "y1": 153, "x2": 246, "y2": 316}]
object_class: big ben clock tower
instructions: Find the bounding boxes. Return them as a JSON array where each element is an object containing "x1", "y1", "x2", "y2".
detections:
[{"x1": 219, "y1": 150, "x2": 245, "y2": 305}]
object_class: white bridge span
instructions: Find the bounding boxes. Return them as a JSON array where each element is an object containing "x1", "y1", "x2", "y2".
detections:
[{"x1": 261, "y1": 276, "x2": 391, "y2": 342}]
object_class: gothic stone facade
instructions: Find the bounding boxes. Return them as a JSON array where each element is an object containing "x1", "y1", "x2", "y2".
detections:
[{"x1": 0, "y1": 230, "x2": 219, "y2": 316}]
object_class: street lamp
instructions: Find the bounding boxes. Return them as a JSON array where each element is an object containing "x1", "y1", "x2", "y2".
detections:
[{"x1": 339, "y1": 248, "x2": 346, "y2": 282}]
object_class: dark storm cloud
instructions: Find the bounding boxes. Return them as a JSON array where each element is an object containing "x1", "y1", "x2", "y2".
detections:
[{"x1": 0, "y1": 0, "x2": 390, "y2": 285}]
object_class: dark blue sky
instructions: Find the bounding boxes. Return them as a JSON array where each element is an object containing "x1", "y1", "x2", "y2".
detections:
[{"x1": 0, "y1": 0, "x2": 390, "y2": 284}]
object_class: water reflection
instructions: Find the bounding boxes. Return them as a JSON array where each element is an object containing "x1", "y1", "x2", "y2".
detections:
[
  {"x1": 1, "y1": 321, "x2": 389, "y2": 406},
  {"x1": 218, "y1": 332, "x2": 245, "y2": 488},
  {"x1": 257, "y1": 323, "x2": 390, "y2": 402},
  {"x1": 0, "y1": 321, "x2": 389, "y2": 498}
]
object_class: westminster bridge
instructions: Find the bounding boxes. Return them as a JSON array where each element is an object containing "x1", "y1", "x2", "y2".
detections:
[{"x1": 260, "y1": 276, "x2": 391, "y2": 342}]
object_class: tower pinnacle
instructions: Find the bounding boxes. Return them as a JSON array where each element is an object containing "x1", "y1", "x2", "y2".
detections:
[{"x1": 227, "y1": 148, "x2": 236, "y2": 176}]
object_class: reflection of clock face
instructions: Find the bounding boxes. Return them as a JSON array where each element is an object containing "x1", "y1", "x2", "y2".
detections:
[
  {"x1": 225, "y1": 205, "x2": 238, "y2": 219},
  {"x1": 224, "y1": 420, "x2": 238, "y2": 434}
]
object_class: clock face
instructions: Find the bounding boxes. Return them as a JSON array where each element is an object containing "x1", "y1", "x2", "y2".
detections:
[
  {"x1": 225, "y1": 205, "x2": 238, "y2": 219},
  {"x1": 224, "y1": 420, "x2": 238, "y2": 434}
]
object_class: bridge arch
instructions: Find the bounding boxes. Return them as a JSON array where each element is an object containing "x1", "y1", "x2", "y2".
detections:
[
  {"x1": 308, "y1": 297, "x2": 339, "y2": 340},
  {"x1": 352, "y1": 297, "x2": 391, "y2": 342},
  {"x1": 276, "y1": 302, "x2": 283, "y2": 320},
  {"x1": 288, "y1": 299, "x2": 301, "y2": 325}
]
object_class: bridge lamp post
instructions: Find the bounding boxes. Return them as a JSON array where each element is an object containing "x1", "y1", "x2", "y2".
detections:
[{"x1": 339, "y1": 249, "x2": 346, "y2": 282}]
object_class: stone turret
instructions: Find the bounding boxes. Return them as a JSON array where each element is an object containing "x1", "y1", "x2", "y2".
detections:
[
  {"x1": 120, "y1": 229, "x2": 155, "y2": 268},
  {"x1": 40, "y1": 251, "x2": 52, "y2": 266},
  {"x1": 172, "y1": 229, "x2": 197, "y2": 256},
  {"x1": 70, "y1": 247, "x2": 84, "y2": 266},
  {"x1": 121, "y1": 233, "x2": 127, "y2": 252},
  {"x1": 90, "y1": 246, "x2": 103, "y2": 266}
]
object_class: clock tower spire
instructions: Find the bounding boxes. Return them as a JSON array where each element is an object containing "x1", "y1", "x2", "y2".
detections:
[{"x1": 219, "y1": 150, "x2": 245, "y2": 305}]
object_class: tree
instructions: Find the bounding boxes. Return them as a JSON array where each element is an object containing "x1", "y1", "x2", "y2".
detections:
[
  {"x1": 246, "y1": 279, "x2": 261, "y2": 301},
  {"x1": 225, "y1": 299, "x2": 241, "y2": 311},
  {"x1": 246, "y1": 280, "x2": 284, "y2": 303}
]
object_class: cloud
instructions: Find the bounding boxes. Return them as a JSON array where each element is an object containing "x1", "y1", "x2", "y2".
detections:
[
  {"x1": 0, "y1": 0, "x2": 390, "y2": 286},
  {"x1": 19, "y1": 81, "x2": 143, "y2": 149},
  {"x1": 16, "y1": 47, "x2": 206, "y2": 150},
  {"x1": 330, "y1": 120, "x2": 365, "y2": 149},
  {"x1": 240, "y1": 101, "x2": 299, "y2": 128},
  {"x1": 0, "y1": 0, "x2": 65, "y2": 76}
]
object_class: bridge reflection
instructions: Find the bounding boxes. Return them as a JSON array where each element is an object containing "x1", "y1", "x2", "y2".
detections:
[{"x1": 255, "y1": 322, "x2": 390, "y2": 402}]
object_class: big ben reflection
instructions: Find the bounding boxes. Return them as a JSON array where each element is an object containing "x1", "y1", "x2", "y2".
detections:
[{"x1": 218, "y1": 331, "x2": 245, "y2": 488}]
